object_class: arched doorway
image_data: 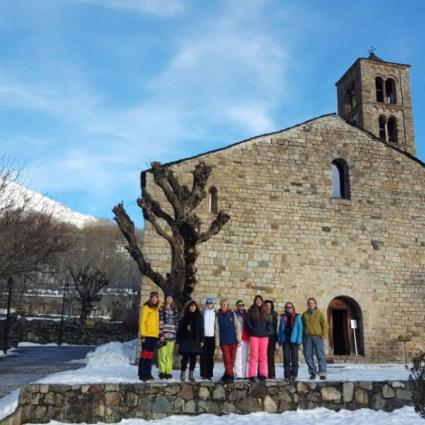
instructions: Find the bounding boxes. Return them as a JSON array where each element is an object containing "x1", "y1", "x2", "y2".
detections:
[{"x1": 328, "y1": 296, "x2": 364, "y2": 356}]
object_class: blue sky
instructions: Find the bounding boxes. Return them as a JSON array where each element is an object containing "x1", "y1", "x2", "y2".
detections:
[{"x1": 0, "y1": 0, "x2": 424, "y2": 225}]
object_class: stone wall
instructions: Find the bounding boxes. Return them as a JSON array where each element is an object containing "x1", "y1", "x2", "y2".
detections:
[
  {"x1": 14, "y1": 380, "x2": 413, "y2": 423},
  {"x1": 0, "y1": 318, "x2": 136, "y2": 347},
  {"x1": 141, "y1": 114, "x2": 425, "y2": 361}
]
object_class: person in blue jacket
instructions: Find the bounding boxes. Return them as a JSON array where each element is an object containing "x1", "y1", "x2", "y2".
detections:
[{"x1": 278, "y1": 301, "x2": 303, "y2": 380}]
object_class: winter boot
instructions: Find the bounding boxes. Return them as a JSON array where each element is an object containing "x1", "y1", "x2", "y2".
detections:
[
  {"x1": 189, "y1": 370, "x2": 195, "y2": 382},
  {"x1": 180, "y1": 371, "x2": 186, "y2": 382}
]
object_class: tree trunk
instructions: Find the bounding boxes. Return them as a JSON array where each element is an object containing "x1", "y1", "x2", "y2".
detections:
[
  {"x1": 80, "y1": 300, "x2": 88, "y2": 322},
  {"x1": 2, "y1": 277, "x2": 13, "y2": 354}
]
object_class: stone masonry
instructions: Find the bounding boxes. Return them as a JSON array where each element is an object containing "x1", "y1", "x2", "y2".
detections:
[
  {"x1": 141, "y1": 113, "x2": 425, "y2": 362},
  {"x1": 9, "y1": 380, "x2": 413, "y2": 423}
]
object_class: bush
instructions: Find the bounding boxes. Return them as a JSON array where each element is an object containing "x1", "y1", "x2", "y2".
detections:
[{"x1": 409, "y1": 351, "x2": 425, "y2": 419}]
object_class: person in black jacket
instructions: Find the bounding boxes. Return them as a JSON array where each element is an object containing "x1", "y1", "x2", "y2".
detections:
[
  {"x1": 264, "y1": 299, "x2": 278, "y2": 379},
  {"x1": 246, "y1": 295, "x2": 270, "y2": 382},
  {"x1": 176, "y1": 300, "x2": 204, "y2": 381}
]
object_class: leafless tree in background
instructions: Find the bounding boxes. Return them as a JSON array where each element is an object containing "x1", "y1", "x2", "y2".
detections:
[
  {"x1": 0, "y1": 159, "x2": 73, "y2": 352},
  {"x1": 70, "y1": 266, "x2": 109, "y2": 322},
  {"x1": 65, "y1": 221, "x2": 141, "y2": 321}
]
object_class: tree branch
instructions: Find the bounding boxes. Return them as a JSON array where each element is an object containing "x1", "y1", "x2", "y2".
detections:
[
  {"x1": 141, "y1": 203, "x2": 173, "y2": 245},
  {"x1": 138, "y1": 193, "x2": 175, "y2": 228},
  {"x1": 112, "y1": 203, "x2": 166, "y2": 290},
  {"x1": 186, "y1": 162, "x2": 212, "y2": 212},
  {"x1": 198, "y1": 210, "x2": 230, "y2": 244},
  {"x1": 151, "y1": 162, "x2": 181, "y2": 218}
]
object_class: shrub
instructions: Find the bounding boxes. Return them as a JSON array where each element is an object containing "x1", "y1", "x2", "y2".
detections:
[{"x1": 409, "y1": 351, "x2": 425, "y2": 419}]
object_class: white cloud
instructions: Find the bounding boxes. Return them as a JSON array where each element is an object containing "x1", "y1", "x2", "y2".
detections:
[
  {"x1": 226, "y1": 104, "x2": 274, "y2": 135},
  {"x1": 74, "y1": 0, "x2": 186, "y2": 17},
  {"x1": 0, "y1": 0, "x2": 294, "y2": 216}
]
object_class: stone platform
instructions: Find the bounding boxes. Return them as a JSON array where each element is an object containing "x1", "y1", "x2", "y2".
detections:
[{"x1": 3, "y1": 380, "x2": 414, "y2": 424}]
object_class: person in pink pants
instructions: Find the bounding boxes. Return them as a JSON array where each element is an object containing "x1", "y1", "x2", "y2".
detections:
[{"x1": 246, "y1": 295, "x2": 270, "y2": 382}]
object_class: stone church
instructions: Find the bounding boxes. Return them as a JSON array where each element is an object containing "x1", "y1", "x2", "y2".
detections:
[{"x1": 141, "y1": 53, "x2": 425, "y2": 362}]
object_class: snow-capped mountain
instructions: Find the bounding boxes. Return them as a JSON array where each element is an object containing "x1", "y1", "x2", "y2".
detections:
[{"x1": 0, "y1": 181, "x2": 96, "y2": 228}]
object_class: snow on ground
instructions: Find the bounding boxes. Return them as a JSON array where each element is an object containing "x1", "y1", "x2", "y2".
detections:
[
  {"x1": 27, "y1": 407, "x2": 424, "y2": 425},
  {"x1": 0, "y1": 340, "x2": 419, "y2": 423},
  {"x1": 0, "y1": 347, "x2": 18, "y2": 358},
  {"x1": 0, "y1": 390, "x2": 19, "y2": 421},
  {"x1": 37, "y1": 340, "x2": 411, "y2": 385},
  {"x1": 18, "y1": 342, "x2": 85, "y2": 348}
]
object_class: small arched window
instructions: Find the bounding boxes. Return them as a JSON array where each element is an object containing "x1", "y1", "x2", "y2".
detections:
[
  {"x1": 387, "y1": 117, "x2": 398, "y2": 143},
  {"x1": 344, "y1": 89, "x2": 352, "y2": 114},
  {"x1": 375, "y1": 77, "x2": 384, "y2": 102},
  {"x1": 378, "y1": 116, "x2": 386, "y2": 140},
  {"x1": 344, "y1": 81, "x2": 356, "y2": 113},
  {"x1": 385, "y1": 78, "x2": 397, "y2": 104},
  {"x1": 332, "y1": 159, "x2": 350, "y2": 200},
  {"x1": 208, "y1": 187, "x2": 218, "y2": 214}
]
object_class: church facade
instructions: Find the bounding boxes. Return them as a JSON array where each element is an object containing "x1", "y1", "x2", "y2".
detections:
[{"x1": 141, "y1": 54, "x2": 425, "y2": 361}]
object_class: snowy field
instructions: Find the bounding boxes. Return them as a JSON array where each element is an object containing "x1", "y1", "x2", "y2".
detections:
[
  {"x1": 36, "y1": 340, "x2": 412, "y2": 385},
  {"x1": 0, "y1": 340, "x2": 420, "y2": 424},
  {"x1": 25, "y1": 407, "x2": 425, "y2": 425}
]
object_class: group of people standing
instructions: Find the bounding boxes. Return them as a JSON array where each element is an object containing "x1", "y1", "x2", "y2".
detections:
[{"x1": 138, "y1": 291, "x2": 328, "y2": 382}]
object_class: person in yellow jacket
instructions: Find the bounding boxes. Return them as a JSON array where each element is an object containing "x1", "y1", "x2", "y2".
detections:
[
  {"x1": 302, "y1": 298, "x2": 328, "y2": 380},
  {"x1": 138, "y1": 291, "x2": 160, "y2": 381}
]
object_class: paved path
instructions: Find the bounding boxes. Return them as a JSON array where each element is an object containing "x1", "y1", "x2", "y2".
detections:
[{"x1": 0, "y1": 345, "x2": 96, "y2": 397}]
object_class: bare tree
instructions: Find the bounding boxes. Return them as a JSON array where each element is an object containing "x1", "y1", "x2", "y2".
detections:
[
  {"x1": 0, "y1": 160, "x2": 73, "y2": 352},
  {"x1": 113, "y1": 161, "x2": 230, "y2": 307},
  {"x1": 65, "y1": 221, "x2": 140, "y2": 321},
  {"x1": 70, "y1": 266, "x2": 109, "y2": 322}
]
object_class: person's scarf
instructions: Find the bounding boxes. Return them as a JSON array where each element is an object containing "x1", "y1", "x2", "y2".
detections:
[{"x1": 284, "y1": 308, "x2": 296, "y2": 328}]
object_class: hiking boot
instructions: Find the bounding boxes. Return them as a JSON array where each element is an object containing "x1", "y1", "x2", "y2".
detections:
[
  {"x1": 309, "y1": 373, "x2": 316, "y2": 380},
  {"x1": 258, "y1": 375, "x2": 266, "y2": 382},
  {"x1": 319, "y1": 375, "x2": 327, "y2": 381},
  {"x1": 189, "y1": 370, "x2": 195, "y2": 382},
  {"x1": 180, "y1": 371, "x2": 186, "y2": 382},
  {"x1": 249, "y1": 377, "x2": 256, "y2": 383}
]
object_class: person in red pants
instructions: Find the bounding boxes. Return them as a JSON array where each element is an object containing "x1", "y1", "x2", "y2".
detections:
[{"x1": 215, "y1": 298, "x2": 241, "y2": 382}]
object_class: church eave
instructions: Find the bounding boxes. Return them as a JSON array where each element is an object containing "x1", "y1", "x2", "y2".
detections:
[{"x1": 140, "y1": 113, "x2": 424, "y2": 192}]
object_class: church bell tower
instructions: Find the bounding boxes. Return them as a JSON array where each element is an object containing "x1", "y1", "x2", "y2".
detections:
[{"x1": 336, "y1": 52, "x2": 416, "y2": 156}]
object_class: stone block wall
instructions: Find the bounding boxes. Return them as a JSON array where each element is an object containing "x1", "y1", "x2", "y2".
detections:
[
  {"x1": 141, "y1": 114, "x2": 425, "y2": 361},
  {"x1": 0, "y1": 318, "x2": 136, "y2": 347},
  {"x1": 15, "y1": 380, "x2": 413, "y2": 423}
]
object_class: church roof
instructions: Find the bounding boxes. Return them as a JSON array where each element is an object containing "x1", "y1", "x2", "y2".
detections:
[{"x1": 142, "y1": 113, "x2": 424, "y2": 179}]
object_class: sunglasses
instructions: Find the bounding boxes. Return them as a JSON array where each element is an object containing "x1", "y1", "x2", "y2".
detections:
[{"x1": 237, "y1": 304, "x2": 245, "y2": 307}]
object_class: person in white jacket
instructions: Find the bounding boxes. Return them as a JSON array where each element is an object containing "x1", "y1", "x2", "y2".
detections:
[
  {"x1": 200, "y1": 297, "x2": 216, "y2": 379},
  {"x1": 234, "y1": 300, "x2": 249, "y2": 379}
]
